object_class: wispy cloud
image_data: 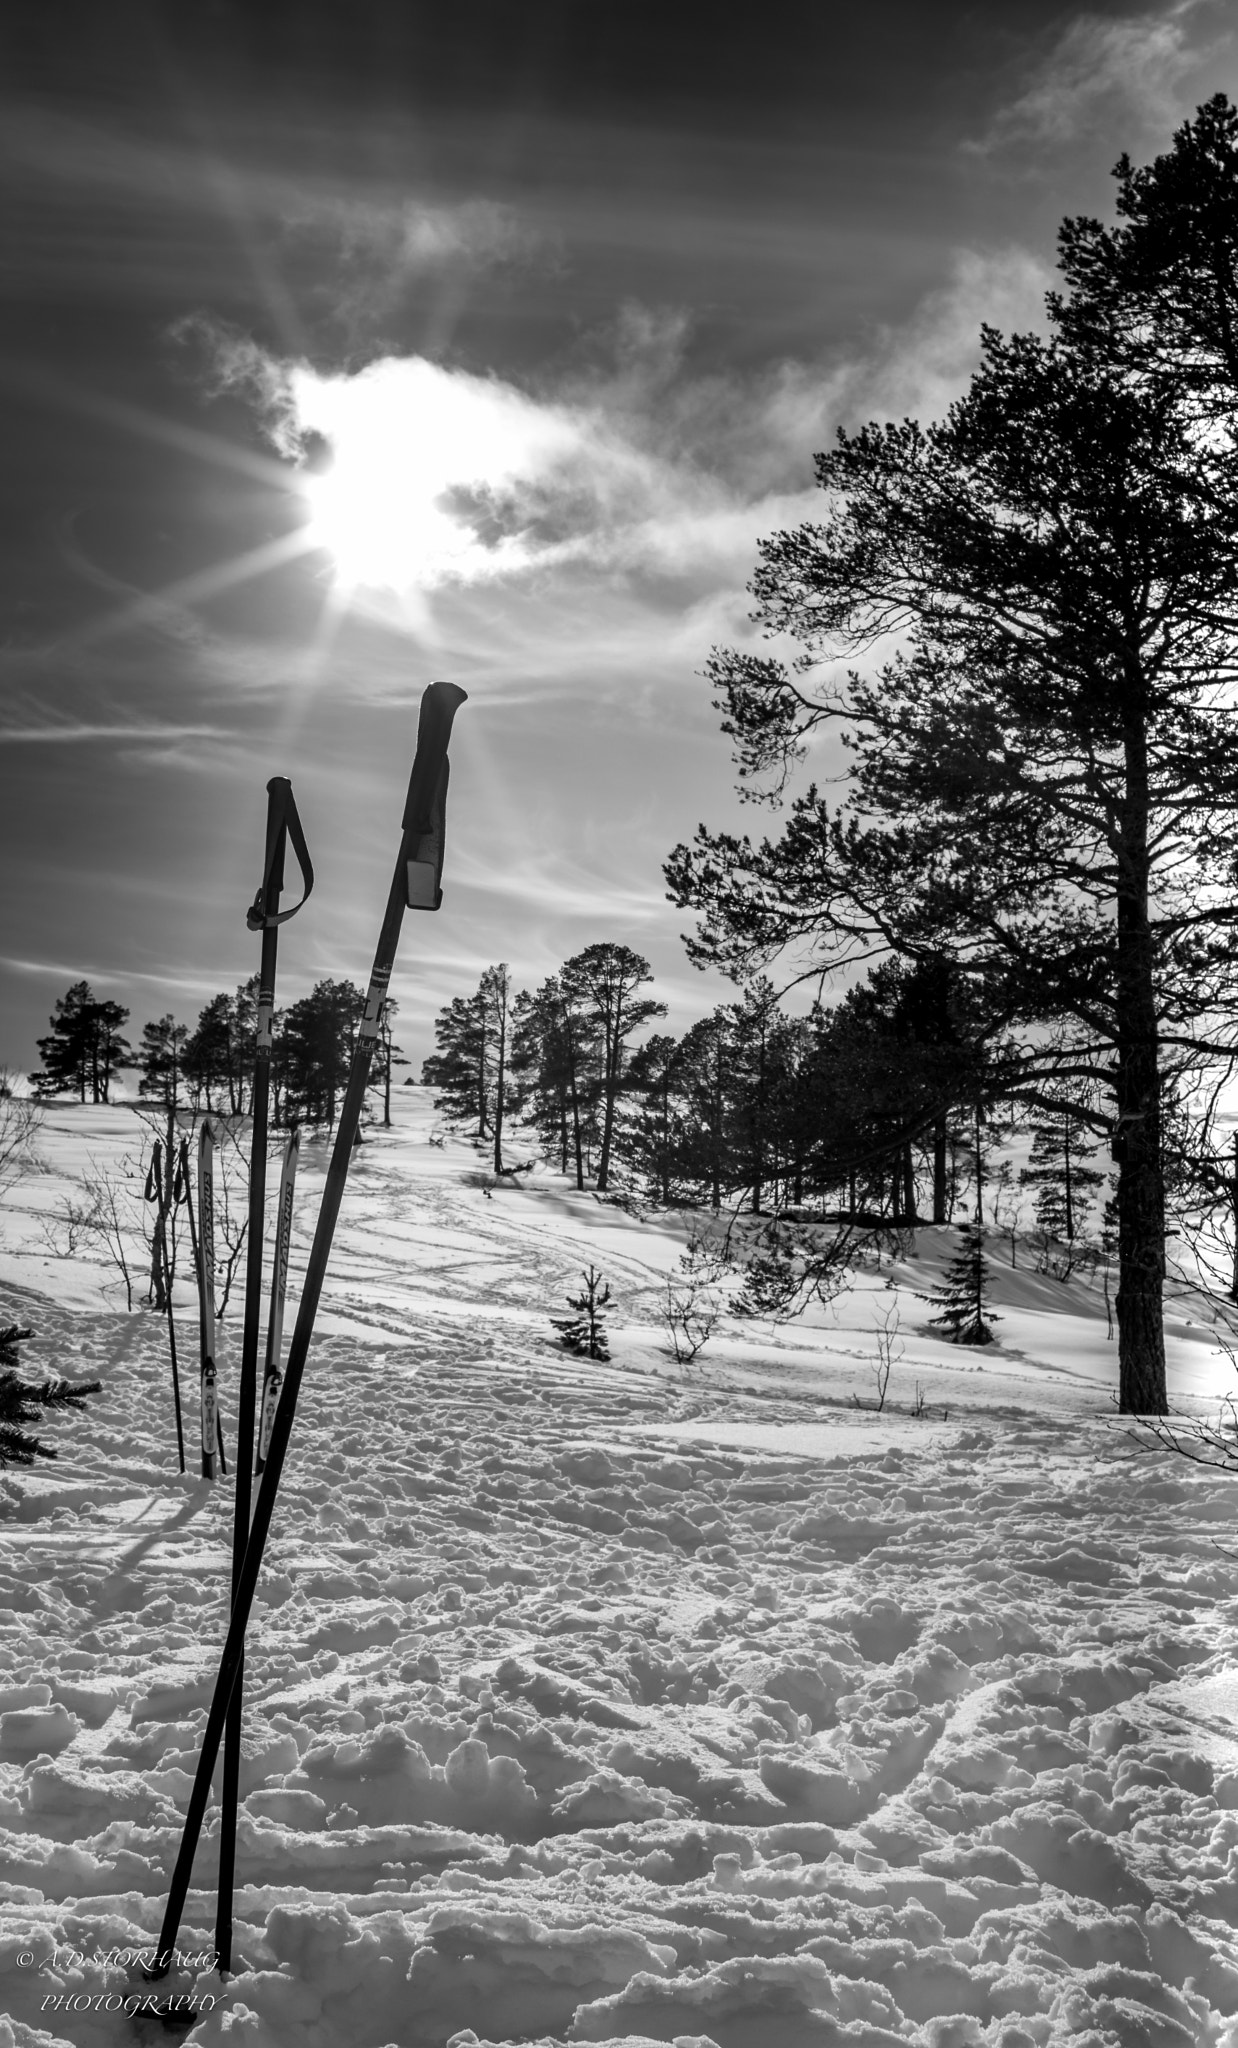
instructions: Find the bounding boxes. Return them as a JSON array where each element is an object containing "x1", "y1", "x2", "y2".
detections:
[
  {"x1": 970, "y1": 1, "x2": 1221, "y2": 156},
  {"x1": 0, "y1": 719, "x2": 223, "y2": 746},
  {"x1": 180, "y1": 254, "x2": 1048, "y2": 618},
  {"x1": 1, "y1": 108, "x2": 544, "y2": 276}
]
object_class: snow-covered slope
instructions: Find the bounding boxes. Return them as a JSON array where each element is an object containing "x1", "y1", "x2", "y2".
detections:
[{"x1": 1, "y1": 1092, "x2": 1237, "y2": 2048}]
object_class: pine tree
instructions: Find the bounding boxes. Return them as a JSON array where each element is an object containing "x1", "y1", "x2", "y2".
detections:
[
  {"x1": 480, "y1": 965, "x2": 514, "y2": 1173},
  {"x1": 182, "y1": 979, "x2": 257, "y2": 1114},
  {"x1": 510, "y1": 976, "x2": 600, "y2": 1189},
  {"x1": 282, "y1": 979, "x2": 365, "y2": 1127},
  {"x1": 732, "y1": 1224, "x2": 802, "y2": 1319},
  {"x1": 368, "y1": 998, "x2": 408, "y2": 1127},
  {"x1": 422, "y1": 990, "x2": 490, "y2": 1135},
  {"x1": 0, "y1": 1326, "x2": 102, "y2": 1467},
  {"x1": 138, "y1": 1015, "x2": 188, "y2": 1109},
  {"x1": 666, "y1": 101, "x2": 1238, "y2": 1415},
  {"x1": 33, "y1": 983, "x2": 131, "y2": 1103},
  {"x1": 1020, "y1": 1100, "x2": 1106, "y2": 1245},
  {"x1": 677, "y1": 1011, "x2": 733, "y2": 1212},
  {"x1": 560, "y1": 944, "x2": 666, "y2": 1192},
  {"x1": 921, "y1": 1222, "x2": 1000, "y2": 1346},
  {"x1": 622, "y1": 1032, "x2": 687, "y2": 1206},
  {"x1": 551, "y1": 1266, "x2": 611, "y2": 1360}
]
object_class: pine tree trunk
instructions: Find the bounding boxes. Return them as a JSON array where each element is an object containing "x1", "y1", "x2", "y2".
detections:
[
  {"x1": 568, "y1": 1062, "x2": 584, "y2": 1190},
  {"x1": 752, "y1": 1029, "x2": 766, "y2": 1217},
  {"x1": 1230, "y1": 1135, "x2": 1238, "y2": 1305},
  {"x1": 493, "y1": 1021, "x2": 506, "y2": 1174},
  {"x1": 660, "y1": 1081, "x2": 671, "y2": 1206},
  {"x1": 597, "y1": 1019, "x2": 618, "y2": 1192},
  {"x1": 1114, "y1": 723, "x2": 1167, "y2": 1414},
  {"x1": 933, "y1": 1120, "x2": 947, "y2": 1223},
  {"x1": 902, "y1": 1143, "x2": 916, "y2": 1224},
  {"x1": 974, "y1": 1101, "x2": 984, "y2": 1225}
]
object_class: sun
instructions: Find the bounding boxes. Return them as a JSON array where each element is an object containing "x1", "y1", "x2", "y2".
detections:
[{"x1": 289, "y1": 356, "x2": 579, "y2": 592}]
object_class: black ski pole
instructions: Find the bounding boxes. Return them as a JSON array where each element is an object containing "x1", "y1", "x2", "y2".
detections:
[
  {"x1": 216, "y1": 779, "x2": 312, "y2": 1977},
  {"x1": 197, "y1": 1121, "x2": 218, "y2": 1481},
  {"x1": 145, "y1": 680, "x2": 466, "y2": 1981},
  {"x1": 144, "y1": 1141, "x2": 185, "y2": 1472},
  {"x1": 256, "y1": 1128, "x2": 300, "y2": 1475},
  {"x1": 180, "y1": 1133, "x2": 227, "y2": 1479}
]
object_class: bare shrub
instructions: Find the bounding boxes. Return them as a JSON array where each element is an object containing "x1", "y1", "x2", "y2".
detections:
[
  {"x1": 661, "y1": 1233, "x2": 726, "y2": 1367},
  {"x1": 0, "y1": 1076, "x2": 42, "y2": 1200}
]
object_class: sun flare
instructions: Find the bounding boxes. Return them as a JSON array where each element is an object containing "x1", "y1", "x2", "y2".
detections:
[{"x1": 290, "y1": 356, "x2": 582, "y2": 592}]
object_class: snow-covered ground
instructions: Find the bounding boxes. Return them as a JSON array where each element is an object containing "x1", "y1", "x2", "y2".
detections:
[{"x1": 2, "y1": 1090, "x2": 1238, "y2": 2048}]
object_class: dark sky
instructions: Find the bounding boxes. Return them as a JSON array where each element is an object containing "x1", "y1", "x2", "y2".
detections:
[{"x1": 0, "y1": 0, "x2": 1232, "y2": 1077}]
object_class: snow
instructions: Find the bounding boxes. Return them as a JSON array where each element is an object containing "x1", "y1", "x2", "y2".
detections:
[{"x1": 1, "y1": 1088, "x2": 1238, "y2": 2047}]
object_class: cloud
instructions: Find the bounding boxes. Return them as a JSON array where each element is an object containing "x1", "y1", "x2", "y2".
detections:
[
  {"x1": 2, "y1": 108, "x2": 544, "y2": 277},
  {"x1": 0, "y1": 718, "x2": 222, "y2": 747},
  {"x1": 971, "y1": 1, "x2": 1220, "y2": 155},
  {"x1": 179, "y1": 254, "x2": 1050, "y2": 616}
]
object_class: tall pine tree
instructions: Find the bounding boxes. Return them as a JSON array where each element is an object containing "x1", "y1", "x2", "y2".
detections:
[
  {"x1": 667, "y1": 104, "x2": 1238, "y2": 1413},
  {"x1": 33, "y1": 983, "x2": 130, "y2": 1103},
  {"x1": 560, "y1": 945, "x2": 665, "y2": 1192}
]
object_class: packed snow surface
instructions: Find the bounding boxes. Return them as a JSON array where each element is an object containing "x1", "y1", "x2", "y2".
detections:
[{"x1": 2, "y1": 1092, "x2": 1238, "y2": 2048}]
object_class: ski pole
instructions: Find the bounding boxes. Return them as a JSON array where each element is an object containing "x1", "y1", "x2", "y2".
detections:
[
  {"x1": 196, "y1": 1120, "x2": 219, "y2": 1481},
  {"x1": 144, "y1": 1141, "x2": 185, "y2": 1472},
  {"x1": 145, "y1": 681, "x2": 466, "y2": 1981},
  {"x1": 256, "y1": 1128, "x2": 300, "y2": 1475},
  {"x1": 216, "y1": 779, "x2": 312, "y2": 1977},
  {"x1": 177, "y1": 1138, "x2": 226, "y2": 1478}
]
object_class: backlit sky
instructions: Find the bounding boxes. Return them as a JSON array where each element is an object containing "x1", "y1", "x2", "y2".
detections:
[{"x1": 1, "y1": 0, "x2": 1234, "y2": 1079}]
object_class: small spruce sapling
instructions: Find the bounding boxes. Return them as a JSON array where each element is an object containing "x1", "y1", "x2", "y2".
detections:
[
  {"x1": 551, "y1": 1265, "x2": 611, "y2": 1360},
  {"x1": 920, "y1": 1220, "x2": 1000, "y2": 1347},
  {"x1": 0, "y1": 1325, "x2": 102, "y2": 1468}
]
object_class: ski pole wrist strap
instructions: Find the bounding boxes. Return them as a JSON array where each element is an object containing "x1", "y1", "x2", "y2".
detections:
[{"x1": 247, "y1": 778, "x2": 314, "y2": 930}]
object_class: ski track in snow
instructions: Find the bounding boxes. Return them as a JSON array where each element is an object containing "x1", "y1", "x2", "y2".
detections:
[{"x1": 2, "y1": 1095, "x2": 1238, "y2": 2047}]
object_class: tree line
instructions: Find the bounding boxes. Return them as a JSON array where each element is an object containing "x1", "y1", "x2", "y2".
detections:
[
  {"x1": 429, "y1": 99, "x2": 1238, "y2": 1416},
  {"x1": 31, "y1": 976, "x2": 405, "y2": 1128},
  {"x1": 422, "y1": 945, "x2": 1108, "y2": 1251}
]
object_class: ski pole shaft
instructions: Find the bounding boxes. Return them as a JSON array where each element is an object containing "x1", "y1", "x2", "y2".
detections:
[
  {"x1": 176, "y1": 1145, "x2": 222, "y2": 1475},
  {"x1": 148, "y1": 1140, "x2": 185, "y2": 1472},
  {"x1": 146, "y1": 682, "x2": 465, "y2": 1979},
  {"x1": 160, "y1": 1228, "x2": 185, "y2": 1473},
  {"x1": 217, "y1": 777, "x2": 302, "y2": 1977},
  {"x1": 197, "y1": 1122, "x2": 217, "y2": 1481},
  {"x1": 256, "y1": 1130, "x2": 299, "y2": 1476}
]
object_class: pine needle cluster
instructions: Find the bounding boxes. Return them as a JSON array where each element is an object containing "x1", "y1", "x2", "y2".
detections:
[{"x1": 0, "y1": 1325, "x2": 102, "y2": 1468}]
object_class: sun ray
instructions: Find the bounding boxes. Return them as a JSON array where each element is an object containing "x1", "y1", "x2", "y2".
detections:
[
  {"x1": 0, "y1": 359, "x2": 295, "y2": 491},
  {"x1": 46, "y1": 529, "x2": 323, "y2": 660}
]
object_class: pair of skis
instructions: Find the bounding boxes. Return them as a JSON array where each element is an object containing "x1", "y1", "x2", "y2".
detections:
[
  {"x1": 147, "y1": 1116, "x2": 297, "y2": 1482},
  {"x1": 145, "y1": 682, "x2": 466, "y2": 1990},
  {"x1": 144, "y1": 1130, "x2": 231, "y2": 1478},
  {"x1": 184, "y1": 1122, "x2": 298, "y2": 1484}
]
